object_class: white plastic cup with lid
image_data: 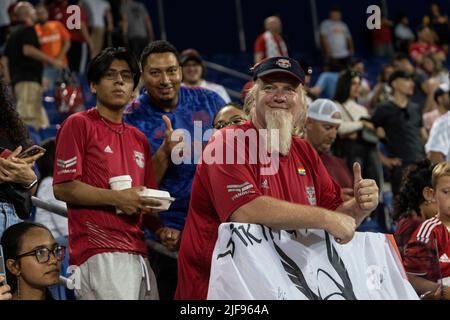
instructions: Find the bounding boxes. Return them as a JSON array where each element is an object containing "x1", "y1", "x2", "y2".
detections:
[{"x1": 108, "y1": 175, "x2": 132, "y2": 214}]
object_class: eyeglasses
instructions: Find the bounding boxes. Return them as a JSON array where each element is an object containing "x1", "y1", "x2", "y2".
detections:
[
  {"x1": 15, "y1": 245, "x2": 66, "y2": 264},
  {"x1": 214, "y1": 117, "x2": 246, "y2": 130},
  {"x1": 103, "y1": 69, "x2": 134, "y2": 82},
  {"x1": 350, "y1": 71, "x2": 361, "y2": 78}
]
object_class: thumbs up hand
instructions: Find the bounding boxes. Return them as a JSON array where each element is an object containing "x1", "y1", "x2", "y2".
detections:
[
  {"x1": 161, "y1": 115, "x2": 183, "y2": 158},
  {"x1": 353, "y1": 162, "x2": 379, "y2": 214}
]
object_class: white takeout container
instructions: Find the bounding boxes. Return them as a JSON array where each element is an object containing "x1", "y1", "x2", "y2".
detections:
[{"x1": 139, "y1": 188, "x2": 175, "y2": 212}]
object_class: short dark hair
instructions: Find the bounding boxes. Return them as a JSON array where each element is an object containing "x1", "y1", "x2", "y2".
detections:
[
  {"x1": 87, "y1": 47, "x2": 141, "y2": 90},
  {"x1": 213, "y1": 102, "x2": 243, "y2": 124},
  {"x1": 140, "y1": 40, "x2": 179, "y2": 69}
]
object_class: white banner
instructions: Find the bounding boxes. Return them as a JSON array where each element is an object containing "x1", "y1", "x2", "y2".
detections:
[{"x1": 207, "y1": 223, "x2": 418, "y2": 300}]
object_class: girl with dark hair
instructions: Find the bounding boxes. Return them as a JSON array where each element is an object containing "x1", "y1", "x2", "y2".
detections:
[
  {"x1": 1, "y1": 221, "x2": 65, "y2": 300},
  {"x1": 333, "y1": 70, "x2": 382, "y2": 187},
  {"x1": 0, "y1": 80, "x2": 45, "y2": 237},
  {"x1": 393, "y1": 159, "x2": 437, "y2": 256}
]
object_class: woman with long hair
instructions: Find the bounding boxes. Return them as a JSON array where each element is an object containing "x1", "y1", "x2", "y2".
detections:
[
  {"x1": 0, "y1": 80, "x2": 44, "y2": 237},
  {"x1": 333, "y1": 69, "x2": 382, "y2": 187}
]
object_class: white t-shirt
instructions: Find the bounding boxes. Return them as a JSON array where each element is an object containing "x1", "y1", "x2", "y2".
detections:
[
  {"x1": 394, "y1": 24, "x2": 415, "y2": 41},
  {"x1": 425, "y1": 111, "x2": 450, "y2": 160},
  {"x1": 199, "y1": 80, "x2": 230, "y2": 103},
  {"x1": 82, "y1": 0, "x2": 110, "y2": 28},
  {"x1": 182, "y1": 80, "x2": 230, "y2": 103},
  {"x1": 320, "y1": 19, "x2": 352, "y2": 59},
  {"x1": 34, "y1": 176, "x2": 68, "y2": 239}
]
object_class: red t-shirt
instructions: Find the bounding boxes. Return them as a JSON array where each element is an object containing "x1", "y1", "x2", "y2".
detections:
[
  {"x1": 372, "y1": 26, "x2": 392, "y2": 44},
  {"x1": 254, "y1": 33, "x2": 286, "y2": 59},
  {"x1": 175, "y1": 121, "x2": 343, "y2": 299},
  {"x1": 403, "y1": 216, "x2": 450, "y2": 283},
  {"x1": 409, "y1": 42, "x2": 444, "y2": 62},
  {"x1": 53, "y1": 108, "x2": 157, "y2": 266},
  {"x1": 319, "y1": 153, "x2": 353, "y2": 189}
]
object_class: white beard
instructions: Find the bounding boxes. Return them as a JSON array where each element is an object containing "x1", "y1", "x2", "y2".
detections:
[{"x1": 265, "y1": 109, "x2": 293, "y2": 156}]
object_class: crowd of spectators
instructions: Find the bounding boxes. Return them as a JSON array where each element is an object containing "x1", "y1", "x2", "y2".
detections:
[{"x1": 0, "y1": 0, "x2": 450, "y2": 301}]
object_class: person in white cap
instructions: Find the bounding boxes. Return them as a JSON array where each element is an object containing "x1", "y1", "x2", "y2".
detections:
[{"x1": 305, "y1": 99, "x2": 354, "y2": 201}]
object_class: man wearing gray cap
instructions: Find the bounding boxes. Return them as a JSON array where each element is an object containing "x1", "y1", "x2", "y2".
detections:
[
  {"x1": 305, "y1": 99, "x2": 353, "y2": 200},
  {"x1": 176, "y1": 57, "x2": 379, "y2": 299}
]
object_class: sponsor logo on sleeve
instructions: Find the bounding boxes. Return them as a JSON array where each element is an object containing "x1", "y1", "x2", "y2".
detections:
[
  {"x1": 227, "y1": 182, "x2": 255, "y2": 201},
  {"x1": 57, "y1": 156, "x2": 77, "y2": 174}
]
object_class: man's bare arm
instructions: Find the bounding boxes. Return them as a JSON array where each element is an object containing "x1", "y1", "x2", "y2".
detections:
[
  {"x1": 54, "y1": 180, "x2": 161, "y2": 215},
  {"x1": 230, "y1": 196, "x2": 356, "y2": 244}
]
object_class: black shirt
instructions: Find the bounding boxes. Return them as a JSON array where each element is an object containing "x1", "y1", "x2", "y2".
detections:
[
  {"x1": 4, "y1": 23, "x2": 43, "y2": 86},
  {"x1": 372, "y1": 100, "x2": 424, "y2": 164},
  {"x1": 410, "y1": 71, "x2": 427, "y2": 112}
]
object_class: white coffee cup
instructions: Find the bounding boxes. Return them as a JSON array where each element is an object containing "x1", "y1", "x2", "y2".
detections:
[{"x1": 109, "y1": 175, "x2": 132, "y2": 214}]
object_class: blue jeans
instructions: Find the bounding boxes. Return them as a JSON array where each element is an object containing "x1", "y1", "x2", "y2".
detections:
[
  {"x1": 0, "y1": 202, "x2": 22, "y2": 239},
  {"x1": 43, "y1": 67, "x2": 62, "y2": 91}
]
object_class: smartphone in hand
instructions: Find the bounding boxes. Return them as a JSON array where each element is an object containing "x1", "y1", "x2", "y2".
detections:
[
  {"x1": 18, "y1": 145, "x2": 46, "y2": 159},
  {"x1": 0, "y1": 147, "x2": 12, "y2": 159}
]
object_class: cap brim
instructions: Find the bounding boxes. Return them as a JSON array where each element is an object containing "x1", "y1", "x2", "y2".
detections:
[
  {"x1": 307, "y1": 114, "x2": 342, "y2": 125},
  {"x1": 255, "y1": 69, "x2": 304, "y2": 83},
  {"x1": 181, "y1": 57, "x2": 202, "y2": 65}
]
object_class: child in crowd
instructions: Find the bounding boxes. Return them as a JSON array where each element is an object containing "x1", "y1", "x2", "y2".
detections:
[
  {"x1": 403, "y1": 161, "x2": 450, "y2": 299},
  {"x1": 393, "y1": 159, "x2": 437, "y2": 256}
]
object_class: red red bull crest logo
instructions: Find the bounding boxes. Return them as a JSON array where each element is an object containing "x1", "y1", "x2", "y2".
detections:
[{"x1": 276, "y1": 59, "x2": 291, "y2": 69}]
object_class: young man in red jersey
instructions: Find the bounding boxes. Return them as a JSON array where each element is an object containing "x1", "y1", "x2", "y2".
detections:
[{"x1": 53, "y1": 47, "x2": 163, "y2": 300}]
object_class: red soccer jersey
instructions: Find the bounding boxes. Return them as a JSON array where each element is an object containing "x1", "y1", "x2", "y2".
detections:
[
  {"x1": 53, "y1": 108, "x2": 157, "y2": 265},
  {"x1": 175, "y1": 121, "x2": 343, "y2": 299},
  {"x1": 394, "y1": 213, "x2": 424, "y2": 256},
  {"x1": 403, "y1": 216, "x2": 450, "y2": 283}
]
